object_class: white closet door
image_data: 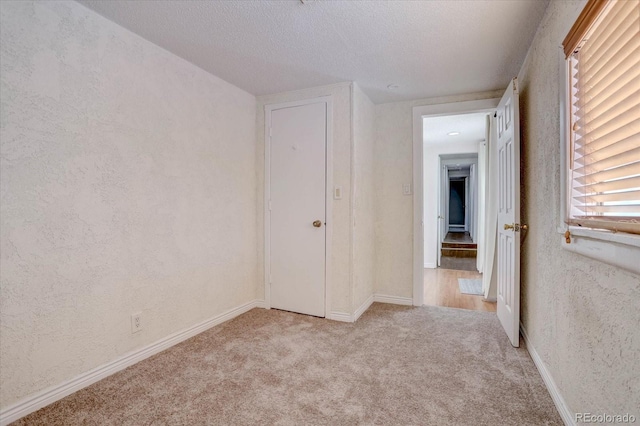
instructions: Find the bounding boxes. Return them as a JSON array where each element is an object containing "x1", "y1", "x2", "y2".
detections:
[{"x1": 268, "y1": 101, "x2": 327, "y2": 317}]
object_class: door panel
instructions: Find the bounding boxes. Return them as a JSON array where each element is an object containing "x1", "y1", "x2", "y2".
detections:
[
  {"x1": 269, "y1": 102, "x2": 326, "y2": 317},
  {"x1": 497, "y1": 79, "x2": 520, "y2": 347},
  {"x1": 438, "y1": 162, "x2": 446, "y2": 267}
]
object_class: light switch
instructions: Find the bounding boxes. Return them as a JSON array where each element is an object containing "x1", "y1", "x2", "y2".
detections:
[
  {"x1": 334, "y1": 186, "x2": 342, "y2": 200},
  {"x1": 403, "y1": 183, "x2": 412, "y2": 195}
]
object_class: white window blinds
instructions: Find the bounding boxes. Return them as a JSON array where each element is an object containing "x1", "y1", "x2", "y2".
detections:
[{"x1": 566, "y1": 0, "x2": 640, "y2": 234}]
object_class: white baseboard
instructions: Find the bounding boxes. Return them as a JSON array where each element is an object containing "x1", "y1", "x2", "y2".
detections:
[
  {"x1": 373, "y1": 294, "x2": 413, "y2": 306},
  {"x1": 0, "y1": 299, "x2": 266, "y2": 426},
  {"x1": 424, "y1": 262, "x2": 437, "y2": 269},
  {"x1": 520, "y1": 323, "x2": 574, "y2": 426},
  {"x1": 328, "y1": 311, "x2": 353, "y2": 322},
  {"x1": 328, "y1": 292, "x2": 409, "y2": 323},
  {"x1": 354, "y1": 294, "x2": 374, "y2": 322},
  {"x1": 253, "y1": 300, "x2": 268, "y2": 309}
]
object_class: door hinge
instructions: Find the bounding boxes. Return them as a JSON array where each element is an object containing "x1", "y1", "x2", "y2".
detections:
[
  {"x1": 269, "y1": 127, "x2": 272, "y2": 137},
  {"x1": 268, "y1": 200, "x2": 272, "y2": 211}
]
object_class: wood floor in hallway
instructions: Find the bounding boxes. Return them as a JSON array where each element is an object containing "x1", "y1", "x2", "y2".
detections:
[{"x1": 424, "y1": 268, "x2": 496, "y2": 312}]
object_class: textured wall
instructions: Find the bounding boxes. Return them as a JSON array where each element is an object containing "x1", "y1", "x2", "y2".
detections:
[
  {"x1": 518, "y1": 0, "x2": 640, "y2": 416},
  {"x1": 373, "y1": 91, "x2": 502, "y2": 298},
  {"x1": 256, "y1": 83, "x2": 353, "y2": 314},
  {"x1": 352, "y1": 83, "x2": 376, "y2": 311},
  {"x1": 0, "y1": 1, "x2": 258, "y2": 409}
]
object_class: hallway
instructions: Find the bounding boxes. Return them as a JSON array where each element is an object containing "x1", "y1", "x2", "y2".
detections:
[{"x1": 424, "y1": 267, "x2": 496, "y2": 312}]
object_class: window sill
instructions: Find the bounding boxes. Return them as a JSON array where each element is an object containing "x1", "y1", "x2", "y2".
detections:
[{"x1": 557, "y1": 226, "x2": 640, "y2": 275}]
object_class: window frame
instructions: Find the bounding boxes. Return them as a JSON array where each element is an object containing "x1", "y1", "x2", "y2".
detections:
[{"x1": 558, "y1": 13, "x2": 640, "y2": 274}]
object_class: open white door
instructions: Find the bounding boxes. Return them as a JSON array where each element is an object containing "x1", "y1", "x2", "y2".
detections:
[
  {"x1": 437, "y1": 161, "x2": 446, "y2": 267},
  {"x1": 444, "y1": 173, "x2": 450, "y2": 235},
  {"x1": 496, "y1": 78, "x2": 521, "y2": 347},
  {"x1": 464, "y1": 176, "x2": 469, "y2": 232},
  {"x1": 471, "y1": 163, "x2": 477, "y2": 242}
]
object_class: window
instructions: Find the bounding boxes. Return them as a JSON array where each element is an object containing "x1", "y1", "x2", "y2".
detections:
[{"x1": 562, "y1": 0, "x2": 640, "y2": 235}]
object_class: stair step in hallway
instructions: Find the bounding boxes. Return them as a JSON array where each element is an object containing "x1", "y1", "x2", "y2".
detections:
[
  {"x1": 441, "y1": 247, "x2": 477, "y2": 258},
  {"x1": 442, "y1": 241, "x2": 477, "y2": 249},
  {"x1": 441, "y1": 232, "x2": 477, "y2": 260}
]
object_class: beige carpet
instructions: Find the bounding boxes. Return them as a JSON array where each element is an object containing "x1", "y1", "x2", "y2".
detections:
[{"x1": 13, "y1": 304, "x2": 561, "y2": 425}]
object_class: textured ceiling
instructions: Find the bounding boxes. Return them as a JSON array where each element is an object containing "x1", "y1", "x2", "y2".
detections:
[
  {"x1": 423, "y1": 112, "x2": 488, "y2": 145},
  {"x1": 78, "y1": 0, "x2": 549, "y2": 104}
]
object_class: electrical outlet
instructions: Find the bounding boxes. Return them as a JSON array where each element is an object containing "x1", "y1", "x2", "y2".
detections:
[{"x1": 131, "y1": 312, "x2": 142, "y2": 334}]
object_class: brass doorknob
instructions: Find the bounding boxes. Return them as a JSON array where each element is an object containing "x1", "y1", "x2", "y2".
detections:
[
  {"x1": 313, "y1": 220, "x2": 322, "y2": 228},
  {"x1": 504, "y1": 223, "x2": 515, "y2": 230}
]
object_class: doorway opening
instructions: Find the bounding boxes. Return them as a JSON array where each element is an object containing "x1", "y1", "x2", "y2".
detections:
[
  {"x1": 413, "y1": 83, "x2": 522, "y2": 345},
  {"x1": 438, "y1": 156, "x2": 478, "y2": 273},
  {"x1": 448, "y1": 178, "x2": 466, "y2": 232},
  {"x1": 412, "y1": 98, "x2": 500, "y2": 308},
  {"x1": 421, "y1": 112, "x2": 494, "y2": 312}
]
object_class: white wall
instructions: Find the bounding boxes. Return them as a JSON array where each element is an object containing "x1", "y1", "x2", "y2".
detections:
[
  {"x1": 352, "y1": 83, "x2": 376, "y2": 312},
  {"x1": 373, "y1": 91, "x2": 502, "y2": 298},
  {"x1": 518, "y1": 0, "x2": 639, "y2": 417},
  {"x1": 256, "y1": 83, "x2": 353, "y2": 315},
  {"x1": 424, "y1": 146, "x2": 479, "y2": 267},
  {"x1": 0, "y1": 1, "x2": 258, "y2": 409}
]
